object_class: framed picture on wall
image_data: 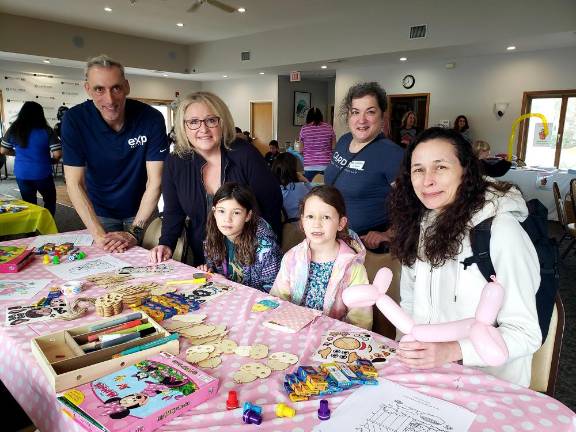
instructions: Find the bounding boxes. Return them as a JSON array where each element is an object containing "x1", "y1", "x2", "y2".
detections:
[{"x1": 293, "y1": 91, "x2": 311, "y2": 126}]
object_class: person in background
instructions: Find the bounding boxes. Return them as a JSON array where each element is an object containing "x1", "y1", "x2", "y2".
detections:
[
  {"x1": 149, "y1": 91, "x2": 282, "y2": 265},
  {"x1": 388, "y1": 127, "x2": 540, "y2": 386},
  {"x1": 299, "y1": 107, "x2": 336, "y2": 181},
  {"x1": 271, "y1": 152, "x2": 312, "y2": 222},
  {"x1": 235, "y1": 126, "x2": 246, "y2": 141},
  {"x1": 53, "y1": 105, "x2": 69, "y2": 143},
  {"x1": 454, "y1": 114, "x2": 472, "y2": 143},
  {"x1": 1, "y1": 101, "x2": 61, "y2": 216},
  {"x1": 473, "y1": 139, "x2": 491, "y2": 159},
  {"x1": 324, "y1": 81, "x2": 404, "y2": 252},
  {"x1": 271, "y1": 185, "x2": 372, "y2": 329},
  {"x1": 62, "y1": 55, "x2": 168, "y2": 252},
  {"x1": 264, "y1": 139, "x2": 280, "y2": 167},
  {"x1": 243, "y1": 130, "x2": 253, "y2": 144},
  {"x1": 199, "y1": 182, "x2": 281, "y2": 293},
  {"x1": 399, "y1": 110, "x2": 418, "y2": 148}
]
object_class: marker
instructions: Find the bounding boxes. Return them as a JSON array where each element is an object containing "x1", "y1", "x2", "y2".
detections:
[
  {"x1": 82, "y1": 332, "x2": 140, "y2": 352},
  {"x1": 113, "y1": 333, "x2": 179, "y2": 358},
  {"x1": 100, "y1": 327, "x2": 156, "y2": 343},
  {"x1": 88, "y1": 312, "x2": 142, "y2": 332},
  {"x1": 86, "y1": 319, "x2": 143, "y2": 342},
  {"x1": 107, "y1": 322, "x2": 153, "y2": 336}
]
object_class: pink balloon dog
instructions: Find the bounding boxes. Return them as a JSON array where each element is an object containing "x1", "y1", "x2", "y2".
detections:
[{"x1": 342, "y1": 268, "x2": 509, "y2": 366}]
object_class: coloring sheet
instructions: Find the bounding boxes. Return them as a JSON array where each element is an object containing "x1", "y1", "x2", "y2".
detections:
[
  {"x1": 0, "y1": 279, "x2": 52, "y2": 300},
  {"x1": 28, "y1": 233, "x2": 94, "y2": 248},
  {"x1": 313, "y1": 330, "x2": 396, "y2": 364},
  {"x1": 5, "y1": 299, "x2": 68, "y2": 326},
  {"x1": 117, "y1": 264, "x2": 174, "y2": 277},
  {"x1": 44, "y1": 255, "x2": 130, "y2": 280},
  {"x1": 313, "y1": 378, "x2": 476, "y2": 432},
  {"x1": 180, "y1": 281, "x2": 234, "y2": 305}
]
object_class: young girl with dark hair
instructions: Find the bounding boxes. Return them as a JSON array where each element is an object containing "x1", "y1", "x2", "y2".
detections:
[
  {"x1": 271, "y1": 185, "x2": 372, "y2": 329},
  {"x1": 201, "y1": 182, "x2": 281, "y2": 292},
  {"x1": 271, "y1": 152, "x2": 312, "y2": 222},
  {"x1": 1, "y1": 101, "x2": 61, "y2": 215},
  {"x1": 388, "y1": 127, "x2": 540, "y2": 386}
]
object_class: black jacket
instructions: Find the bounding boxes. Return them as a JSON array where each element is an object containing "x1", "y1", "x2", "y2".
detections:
[{"x1": 159, "y1": 139, "x2": 282, "y2": 265}]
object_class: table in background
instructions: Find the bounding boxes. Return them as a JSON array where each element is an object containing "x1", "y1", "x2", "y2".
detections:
[
  {"x1": 500, "y1": 168, "x2": 576, "y2": 221},
  {"x1": 0, "y1": 235, "x2": 575, "y2": 432},
  {"x1": 0, "y1": 199, "x2": 57, "y2": 236}
]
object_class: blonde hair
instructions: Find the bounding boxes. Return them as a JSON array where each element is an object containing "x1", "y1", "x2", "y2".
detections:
[
  {"x1": 173, "y1": 92, "x2": 236, "y2": 157},
  {"x1": 473, "y1": 140, "x2": 490, "y2": 156}
]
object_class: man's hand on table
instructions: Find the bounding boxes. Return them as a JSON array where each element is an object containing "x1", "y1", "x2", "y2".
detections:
[
  {"x1": 94, "y1": 231, "x2": 137, "y2": 253},
  {"x1": 149, "y1": 245, "x2": 172, "y2": 263},
  {"x1": 360, "y1": 230, "x2": 391, "y2": 250}
]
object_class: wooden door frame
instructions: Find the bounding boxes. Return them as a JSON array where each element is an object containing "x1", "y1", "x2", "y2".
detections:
[
  {"x1": 519, "y1": 89, "x2": 576, "y2": 165},
  {"x1": 387, "y1": 92, "x2": 431, "y2": 128},
  {"x1": 249, "y1": 100, "x2": 274, "y2": 139}
]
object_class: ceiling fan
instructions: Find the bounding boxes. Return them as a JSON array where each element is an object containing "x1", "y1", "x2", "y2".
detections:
[{"x1": 187, "y1": 0, "x2": 237, "y2": 13}]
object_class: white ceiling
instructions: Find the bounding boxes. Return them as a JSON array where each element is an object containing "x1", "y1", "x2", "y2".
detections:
[{"x1": 0, "y1": 0, "x2": 359, "y2": 44}]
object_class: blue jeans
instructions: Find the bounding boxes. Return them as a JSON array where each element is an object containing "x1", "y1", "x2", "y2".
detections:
[
  {"x1": 304, "y1": 170, "x2": 323, "y2": 182},
  {"x1": 17, "y1": 175, "x2": 56, "y2": 216},
  {"x1": 97, "y1": 216, "x2": 135, "y2": 233}
]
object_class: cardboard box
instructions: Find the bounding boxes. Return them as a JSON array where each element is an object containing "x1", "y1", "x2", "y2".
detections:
[
  {"x1": 31, "y1": 312, "x2": 179, "y2": 392},
  {"x1": 58, "y1": 351, "x2": 219, "y2": 432}
]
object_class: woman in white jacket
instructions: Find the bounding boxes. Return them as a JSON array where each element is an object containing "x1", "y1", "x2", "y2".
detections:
[{"x1": 388, "y1": 127, "x2": 541, "y2": 387}]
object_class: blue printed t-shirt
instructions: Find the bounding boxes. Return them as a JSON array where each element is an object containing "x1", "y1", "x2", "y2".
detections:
[
  {"x1": 303, "y1": 261, "x2": 334, "y2": 310},
  {"x1": 324, "y1": 133, "x2": 404, "y2": 233},
  {"x1": 61, "y1": 99, "x2": 168, "y2": 219},
  {"x1": 281, "y1": 182, "x2": 312, "y2": 221},
  {"x1": 1, "y1": 128, "x2": 60, "y2": 180}
]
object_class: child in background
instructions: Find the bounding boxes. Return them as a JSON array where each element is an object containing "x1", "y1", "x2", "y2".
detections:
[
  {"x1": 473, "y1": 140, "x2": 491, "y2": 159},
  {"x1": 201, "y1": 182, "x2": 282, "y2": 292},
  {"x1": 271, "y1": 185, "x2": 372, "y2": 329},
  {"x1": 271, "y1": 152, "x2": 312, "y2": 222},
  {"x1": 264, "y1": 139, "x2": 280, "y2": 167}
]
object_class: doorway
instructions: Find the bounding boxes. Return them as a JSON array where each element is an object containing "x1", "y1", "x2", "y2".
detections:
[
  {"x1": 388, "y1": 93, "x2": 430, "y2": 144},
  {"x1": 250, "y1": 101, "x2": 273, "y2": 156}
]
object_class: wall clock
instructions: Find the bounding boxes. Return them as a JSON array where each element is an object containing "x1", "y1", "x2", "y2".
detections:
[{"x1": 402, "y1": 74, "x2": 415, "y2": 89}]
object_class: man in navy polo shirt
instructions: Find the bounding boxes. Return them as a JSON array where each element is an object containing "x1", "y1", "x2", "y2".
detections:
[{"x1": 62, "y1": 55, "x2": 168, "y2": 252}]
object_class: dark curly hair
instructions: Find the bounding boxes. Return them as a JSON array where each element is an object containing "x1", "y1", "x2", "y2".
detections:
[
  {"x1": 299, "y1": 185, "x2": 353, "y2": 247},
  {"x1": 389, "y1": 127, "x2": 512, "y2": 267},
  {"x1": 338, "y1": 81, "x2": 387, "y2": 124},
  {"x1": 205, "y1": 182, "x2": 259, "y2": 267}
]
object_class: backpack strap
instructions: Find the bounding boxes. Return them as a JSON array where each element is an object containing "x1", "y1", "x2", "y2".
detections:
[{"x1": 461, "y1": 217, "x2": 495, "y2": 282}]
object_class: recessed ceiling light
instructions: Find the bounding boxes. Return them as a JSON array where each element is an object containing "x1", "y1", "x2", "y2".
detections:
[
  {"x1": 238, "y1": 7, "x2": 246, "y2": 13},
  {"x1": 507, "y1": 46, "x2": 516, "y2": 51},
  {"x1": 321, "y1": 65, "x2": 327, "y2": 69},
  {"x1": 104, "y1": 7, "x2": 112, "y2": 12},
  {"x1": 400, "y1": 57, "x2": 407, "y2": 61},
  {"x1": 43, "y1": 59, "x2": 51, "y2": 64},
  {"x1": 222, "y1": 75, "x2": 228, "y2": 78},
  {"x1": 176, "y1": 22, "x2": 184, "y2": 27},
  {"x1": 259, "y1": 72, "x2": 265, "y2": 75}
]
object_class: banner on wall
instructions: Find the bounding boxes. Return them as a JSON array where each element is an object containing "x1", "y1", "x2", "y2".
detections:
[{"x1": 1, "y1": 71, "x2": 86, "y2": 128}]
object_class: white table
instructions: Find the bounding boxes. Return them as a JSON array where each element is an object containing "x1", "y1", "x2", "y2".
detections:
[{"x1": 499, "y1": 168, "x2": 576, "y2": 221}]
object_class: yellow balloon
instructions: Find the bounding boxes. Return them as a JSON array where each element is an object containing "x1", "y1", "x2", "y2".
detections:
[{"x1": 507, "y1": 113, "x2": 548, "y2": 161}]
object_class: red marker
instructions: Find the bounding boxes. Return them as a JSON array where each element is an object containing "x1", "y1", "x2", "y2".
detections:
[{"x1": 87, "y1": 319, "x2": 143, "y2": 342}]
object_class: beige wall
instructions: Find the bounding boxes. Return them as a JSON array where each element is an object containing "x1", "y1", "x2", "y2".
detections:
[{"x1": 0, "y1": 13, "x2": 190, "y2": 73}]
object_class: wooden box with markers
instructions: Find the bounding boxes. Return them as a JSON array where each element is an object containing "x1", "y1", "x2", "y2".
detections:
[{"x1": 31, "y1": 311, "x2": 179, "y2": 392}]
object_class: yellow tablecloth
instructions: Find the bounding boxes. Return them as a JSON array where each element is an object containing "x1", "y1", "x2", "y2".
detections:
[{"x1": 0, "y1": 199, "x2": 58, "y2": 236}]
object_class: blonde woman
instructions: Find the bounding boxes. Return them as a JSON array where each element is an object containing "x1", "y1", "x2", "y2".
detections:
[{"x1": 149, "y1": 91, "x2": 282, "y2": 265}]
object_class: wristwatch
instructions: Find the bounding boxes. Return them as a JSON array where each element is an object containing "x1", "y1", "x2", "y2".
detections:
[{"x1": 127, "y1": 225, "x2": 144, "y2": 245}]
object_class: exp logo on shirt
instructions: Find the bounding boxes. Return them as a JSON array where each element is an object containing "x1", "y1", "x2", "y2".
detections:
[{"x1": 128, "y1": 135, "x2": 148, "y2": 149}]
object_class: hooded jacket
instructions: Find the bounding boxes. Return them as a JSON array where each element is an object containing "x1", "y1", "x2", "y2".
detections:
[
  {"x1": 400, "y1": 186, "x2": 541, "y2": 386},
  {"x1": 271, "y1": 230, "x2": 372, "y2": 330},
  {"x1": 204, "y1": 217, "x2": 281, "y2": 293}
]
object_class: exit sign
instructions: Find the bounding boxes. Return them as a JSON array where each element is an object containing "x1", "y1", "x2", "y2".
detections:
[{"x1": 290, "y1": 71, "x2": 301, "y2": 82}]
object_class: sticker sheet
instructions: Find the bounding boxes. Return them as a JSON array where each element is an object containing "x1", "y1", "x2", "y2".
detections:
[
  {"x1": 180, "y1": 281, "x2": 234, "y2": 305},
  {"x1": 312, "y1": 330, "x2": 396, "y2": 364},
  {"x1": 5, "y1": 299, "x2": 67, "y2": 326},
  {"x1": 0, "y1": 279, "x2": 52, "y2": 300}
]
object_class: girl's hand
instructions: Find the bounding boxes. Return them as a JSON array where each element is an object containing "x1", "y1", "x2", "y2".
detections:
[
  {"x1": 149, "y1": 245, "x2": 172, "y2": 264},
  {"x1": 396, "y1": 340, "x2": 462, "y2": 369}
]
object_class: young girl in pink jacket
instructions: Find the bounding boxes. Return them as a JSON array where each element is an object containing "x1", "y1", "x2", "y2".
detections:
[{"x1": 270, "y1": 185, "x2": 372, "y2": 329}]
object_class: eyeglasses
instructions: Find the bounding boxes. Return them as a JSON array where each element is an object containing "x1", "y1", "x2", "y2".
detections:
[{"x1": 184, "y1": 116, "x2": 220, "y2": 130}]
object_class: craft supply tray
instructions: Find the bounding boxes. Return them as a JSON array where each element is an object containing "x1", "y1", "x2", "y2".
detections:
[{"x1": 31, "y1": 311, "x2": 179, "y2": 392}]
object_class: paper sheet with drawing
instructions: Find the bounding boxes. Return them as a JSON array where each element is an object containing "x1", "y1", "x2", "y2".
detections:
[
  {"x1": 313, "y1": 378, "x2": 475, "y2": 432},
  {"x1": 28, "y1": 233, "x2": 94, "y2": 248},
  {"x1": 0, "y1": 279, "x2": 52, "y2": 300},
  {"x1": 44, "y1": 255, "x2": 131, "y2": 280}
]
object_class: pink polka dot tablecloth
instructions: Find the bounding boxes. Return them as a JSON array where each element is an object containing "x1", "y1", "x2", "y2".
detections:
[{"x1": 0, "y1": 234, "x2": 575, "y2": 432}]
